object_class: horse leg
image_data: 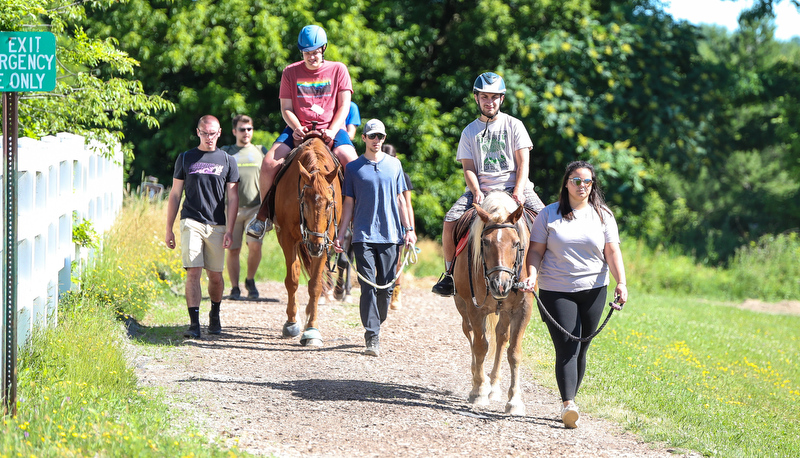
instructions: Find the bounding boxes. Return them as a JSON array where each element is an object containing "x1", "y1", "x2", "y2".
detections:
[
  {"x1": 488, "y1": 310, "x2": 510, "y2": 402},
  {"x1": 468, "y1": 312, "x2": 492, "y2": 407},
  {"x1": 300, "y1": 255, "x2": 325, "y2": 347},
  {"x1": 281, "y1": 240, "x2": 302, "y2": 338},
  {"x1": 505, "y1": 295, "x2": 533, "y2": 416},
  {"x1": 390, "y1": 255, "x2": 403, "y2": 310}
]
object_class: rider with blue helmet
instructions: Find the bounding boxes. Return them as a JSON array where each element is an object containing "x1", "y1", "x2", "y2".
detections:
[
  {"x1": 247, "y1": 24, "x2": 358, "y2": 238},
  {"x1": 432, "y1": 72, "x2": 545, "y2": 296}
]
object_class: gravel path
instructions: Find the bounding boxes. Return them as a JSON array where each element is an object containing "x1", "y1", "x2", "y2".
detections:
[{"x1": 130, "y1": 279, "x2": 696, "y2": 457}]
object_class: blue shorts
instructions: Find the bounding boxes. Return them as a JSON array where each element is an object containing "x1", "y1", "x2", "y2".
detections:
[{"x1": 275, "y1": 126, "x2": 353, "y2": 150}]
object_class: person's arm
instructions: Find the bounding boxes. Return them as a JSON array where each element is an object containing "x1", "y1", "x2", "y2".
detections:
[
  {"x1": 403, "y1": 190, "x2": 414, "y2": 231},
  {"x1": 280, "y1": 97, "x2": 307, "y2": 140},
  {"x1": 224, "y1": 182, "x2": 239, "y2": 249},
  {"x1": 512, "y1": 146, "x2": 530, "y2": 205},
  {"x1": 604, "y1": 242, "x2": 628, "y2": 304},
  {"x1": 460, "y1": 158, "x2": 485, "y2": 205},
  {"x1": 334, "y1": 196, "x2": 355, "y2": 253},
  {"x1": 398, "y1": 193, "x2": 417, "y2": 247},
  {"x1": 346, "y1": 124, "x2": 357, "y2": 140},
  {"x1": 165, "y1": 178, "x2": 184, "y2": 249},
  {"x1": 519, "y1": 241, "x2": 546, "y2": 291}
]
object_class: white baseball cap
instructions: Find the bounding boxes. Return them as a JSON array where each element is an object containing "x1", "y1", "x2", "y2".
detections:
[{"x1": 363, "y1": 119, "x2": 386, "y2": 136}]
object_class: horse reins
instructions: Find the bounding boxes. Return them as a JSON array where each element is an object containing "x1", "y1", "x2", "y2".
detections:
[{"x1": 337, "y1": 244, "x2": 419, "y2": 290}]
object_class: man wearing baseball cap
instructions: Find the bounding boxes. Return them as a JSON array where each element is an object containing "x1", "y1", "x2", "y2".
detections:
[{"x1": 334, "y1": 119, "x2": 416, "y2": 356}]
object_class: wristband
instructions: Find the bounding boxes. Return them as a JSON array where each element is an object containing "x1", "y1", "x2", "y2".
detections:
[{"x1": 404, "y1": 227, "x2": 414, "y2": 232}]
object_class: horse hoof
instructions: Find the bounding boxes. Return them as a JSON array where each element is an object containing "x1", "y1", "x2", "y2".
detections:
[
  {"x1": 300, "y1": 328, "x2": 323, "y2": 347},
  {"x1": 505, "y1": 402, "x2": 526, "y2": 416},
  {"x1": 343, "y1": 294, "x2": 353, "y2": 303},
  {"x1": 283, "y1": 321, "x2": 301, "y2": 338}
]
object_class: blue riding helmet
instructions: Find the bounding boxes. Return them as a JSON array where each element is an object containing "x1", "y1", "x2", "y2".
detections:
[
  {"x1": 473, "y1": 72, "x2": 506, "y2": 94},
  {"x1": 298, "y1": 25, "x2": 328, "y2": 52}
]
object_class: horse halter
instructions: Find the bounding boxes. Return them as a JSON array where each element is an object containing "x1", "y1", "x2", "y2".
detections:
[
  {"x1": 298, "y1": 170, "x2": 337, "y2": 256},
  {"x1": 478, "y1": 222, "x2": 525, "y2": 297}
]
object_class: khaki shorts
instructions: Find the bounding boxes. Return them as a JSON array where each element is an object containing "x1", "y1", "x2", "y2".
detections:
[
  {"x1": 230, "y1": 206, "x2": 263, "y2": 250},
  {"x1": 180, "y1": 218, "x2": 225, "y2": 271},
  {"x1": 444, "y1": 183, "x2": 544, "y2": 222}
]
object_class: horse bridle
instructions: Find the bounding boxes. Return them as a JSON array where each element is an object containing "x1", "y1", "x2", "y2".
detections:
[
  {"x1": 468, "y1": 221, "x2": 525, "y2": 307},
  {"x1": 298, "y1": 170, "x2": 338, "y2": 253}
]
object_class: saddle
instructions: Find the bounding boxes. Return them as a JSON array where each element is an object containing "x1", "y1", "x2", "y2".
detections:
[{"x1": 262, "y1": 131, "x2": 342, "y2": 221}]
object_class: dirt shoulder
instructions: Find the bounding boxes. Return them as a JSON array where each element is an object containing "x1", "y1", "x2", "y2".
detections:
[{"x1": 130, "y1": 280, "x2": 698, "y2": 457}]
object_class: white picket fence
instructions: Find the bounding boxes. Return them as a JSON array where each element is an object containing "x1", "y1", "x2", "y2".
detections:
[{"x1": 2, "y1": 132, "x2": 123, "y2": 347}]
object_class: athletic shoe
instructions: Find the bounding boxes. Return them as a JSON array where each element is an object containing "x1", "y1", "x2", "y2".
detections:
[
  {"x1": 183, "y1": 322, "x2": 201, "y2": 339},
  {"x1": 245, "y1": 278, "x2": 259, "y2": 299},
  {"x1": 208, "y1": 311, "x2": 222, "y2": 335},
  {"x1": 364, "y1": 335, "x2": 380, "y2": 357},
  {"x1": 561, "y1": 402, "x2": 580, "y2": 429},
  {"x1": 228, "y1": 286, "x2": 241, "y2": 300},
  {"x1": 245, "y1": 217, "x2": 272, "y2": 239}
]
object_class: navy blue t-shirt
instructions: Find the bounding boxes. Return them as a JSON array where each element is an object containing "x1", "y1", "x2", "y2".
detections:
[{"x1": 173, "y1": 148, "x2": 239, "y2": 226}]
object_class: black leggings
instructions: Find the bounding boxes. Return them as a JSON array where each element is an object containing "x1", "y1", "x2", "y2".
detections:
[{"x1": 539, "y1": 286, "x2": 607, "y2": 402}]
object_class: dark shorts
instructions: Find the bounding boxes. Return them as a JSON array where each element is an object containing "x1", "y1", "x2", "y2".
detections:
[
  {"x1": 444, "y1": 184, "x2": 544, "y2": 222},
  {"x1": 275, "y1": 126, "x2": 353, "y2": 150}
]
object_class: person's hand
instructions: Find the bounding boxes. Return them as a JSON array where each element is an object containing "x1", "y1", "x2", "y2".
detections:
[
  {"x1": 474, "y1": 190, "x2": 485, "y2": 205},
  {"x1": 292, "y1": 125, "x2": 308, "y2": 140},
  {"x1": 333, "y1": 238, "x2": 344, "y2": 253},
  {"x1": 404, "y1": 231, "x2": 417, "y2": 248},
  {"x1": 518, "y1": 276, "x2": 536, "y2": 292},
  {"x1": 512, "y1": 189, "x2": 524, "y2": 206},
  {"x1": 612, "y1": 283, "x2": 628, "y2": 309},
  {"x1": 223, "y1": 232, "x2": 233, "y2": 249},
  {"x1": 165, "y1": 230, "x2": 176, "y2": 250}
]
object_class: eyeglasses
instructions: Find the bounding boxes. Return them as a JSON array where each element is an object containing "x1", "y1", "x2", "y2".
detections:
[
  {"x1": 366, "y1": 133, "x2": 385, "y2": 140},
  {"x1": 198, "y1": 130, "x2": 221, "y2": 138},
  {"x1": 237, "y1": 127, "x2": 253, "y2": 132},
  {"x1": 569, "y1": 177, "x2": 593, "y2": 187}
]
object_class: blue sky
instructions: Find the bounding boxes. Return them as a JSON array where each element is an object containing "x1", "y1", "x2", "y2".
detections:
[{"x1": 663, "y1": 0, "x2": 800, "y2": 41}]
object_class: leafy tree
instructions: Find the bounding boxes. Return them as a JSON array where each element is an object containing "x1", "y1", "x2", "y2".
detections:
[{"x1": 0, "y1": 0, "x2": 174, "y2": 161}]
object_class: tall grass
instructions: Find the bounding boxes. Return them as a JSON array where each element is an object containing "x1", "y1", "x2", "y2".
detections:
[{"x1": 1, "y1": 194, "x2": 247, "y2": 457}]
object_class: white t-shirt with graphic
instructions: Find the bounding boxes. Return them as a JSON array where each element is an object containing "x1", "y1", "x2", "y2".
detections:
[{"x1": 456, "y1": 112, "x2": 533, "y2": 191}]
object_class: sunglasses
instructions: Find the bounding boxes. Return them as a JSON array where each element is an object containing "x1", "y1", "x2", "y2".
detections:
[
  {"x1": 569, "y1": 177, "x2": 593, "y2": 187},
  {"x1": 198, "y1": 130, "x2": 221, "y2": 138},
  {"x1": 366, "y1": 133, "x2": 386, "y2": 140},
  {"x1": 237, "y1": 127, "x2": 253, "y2": 132}
]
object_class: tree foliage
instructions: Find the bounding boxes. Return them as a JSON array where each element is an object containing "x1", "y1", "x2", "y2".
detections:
[{"x1": 78, "y1": 0, "x2": 800, "y2": 262}]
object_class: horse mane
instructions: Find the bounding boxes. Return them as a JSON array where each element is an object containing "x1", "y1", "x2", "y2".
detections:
[
  {"x1": 469, "y1": 191, "x2": 519, "y2": 273},
  {"x1": 297, "y1": 139, "x2": 336, "y2": 195}
]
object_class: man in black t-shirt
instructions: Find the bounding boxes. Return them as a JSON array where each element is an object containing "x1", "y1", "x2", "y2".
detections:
[{"x1": 166, "y1": 115, "x2": 240, "y2": 339}]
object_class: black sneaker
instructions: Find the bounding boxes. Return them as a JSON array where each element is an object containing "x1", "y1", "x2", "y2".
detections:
[
  {"x1": 364, "y1": 335, "x2": 380, "y2": 357},
  {"x1": 208, "y1": 311, "x2": 221, "y2": 335},
  {"x1": 245, "y1": 279, "x2": 259, "y2": 299},
  {"x1": 431, "y1": 273, "x2": 455, "y2": 297},
  {"x1": 228, "y1": 286, "x2": 241, "y2": 300},
  {"x1": 183, "y1": 322, "x2": 201, "y2": 339}
]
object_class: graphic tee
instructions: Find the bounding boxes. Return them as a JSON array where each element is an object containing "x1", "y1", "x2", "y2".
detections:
[
  {"x1": 279, "y1": 60, "x2": 353, "y2": 130},
  {"x1": 456, "y1": 112, "x2": 533, "y2": 191},
  {"x1": 173, "y1": 148, "x2": 239, "y2": 226},
  {"x1": 222, "y1": 144, "x2": 266, "y2": 208}
]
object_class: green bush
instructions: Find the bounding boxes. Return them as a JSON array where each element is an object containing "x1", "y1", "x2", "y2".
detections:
[{"x1": 728, "y1": 232, "x2": 800, "y2": 301}]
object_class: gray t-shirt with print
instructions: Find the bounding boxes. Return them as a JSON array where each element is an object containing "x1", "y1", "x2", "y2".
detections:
[{"x1": 530, "y1": 202, "x2": 620, "y2": 293}]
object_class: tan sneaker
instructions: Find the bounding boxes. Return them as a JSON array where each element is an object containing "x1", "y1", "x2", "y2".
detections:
[{"x1": 561, "y1": 402, "x2": 579, "y2": 429}]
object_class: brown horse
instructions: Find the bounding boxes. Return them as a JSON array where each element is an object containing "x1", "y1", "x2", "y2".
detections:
[
  {"x1": 452, "y1": 191, "x2": 533, "y2": 415},
  {"x1": 274, "y1": 137, "x2": 342, "y2": 346}
]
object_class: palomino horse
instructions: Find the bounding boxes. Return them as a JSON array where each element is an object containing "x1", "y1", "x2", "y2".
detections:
[
  {"x1": 274, "y1": 137, "x2": 342, "y2": 346},
  {"x1": 452, "y1": 191, "x2": 533, "y2": 415}
]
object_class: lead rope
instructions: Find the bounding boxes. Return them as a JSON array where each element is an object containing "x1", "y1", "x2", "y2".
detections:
[
  {"x1": 342, "y1": 245, "x2": 420, "y2": 290},
  {"x1": 516, "y1": 286, "x2": 616, "y2": 343}
]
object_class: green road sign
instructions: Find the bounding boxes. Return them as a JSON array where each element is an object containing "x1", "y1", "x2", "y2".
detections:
[{"x1": 0, "y1": 32, "x2": 56, "y2": 92}]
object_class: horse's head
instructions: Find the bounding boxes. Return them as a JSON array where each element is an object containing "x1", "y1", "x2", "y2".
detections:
[
  {"x1": 297, "y1": 150, "x2": 340, "y2": 258},
  {"x1": 470, "y1": 192, "x2": 526, "y2": 300}
]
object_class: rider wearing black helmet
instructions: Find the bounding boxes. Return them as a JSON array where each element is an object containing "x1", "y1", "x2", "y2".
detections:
[{"x1": 432, "y1": 72, "x2": 545, "y2": 297}]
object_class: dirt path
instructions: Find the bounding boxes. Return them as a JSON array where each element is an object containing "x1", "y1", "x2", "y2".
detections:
[{"x1": 131, "y1": 279, "x2": 696, "y2": 457}]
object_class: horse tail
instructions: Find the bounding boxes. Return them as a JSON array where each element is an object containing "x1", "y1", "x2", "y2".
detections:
[{"x1": 485, "y1": 312, "x2": 499, "y2": 365}]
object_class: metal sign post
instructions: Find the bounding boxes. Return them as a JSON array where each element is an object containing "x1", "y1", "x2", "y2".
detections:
[
  {"x1": 1, "y1": 31, "x2": 56, "y2": 416},
  {"x1": 2, "y1": 92, "x2": 18, "y2": 416}
]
